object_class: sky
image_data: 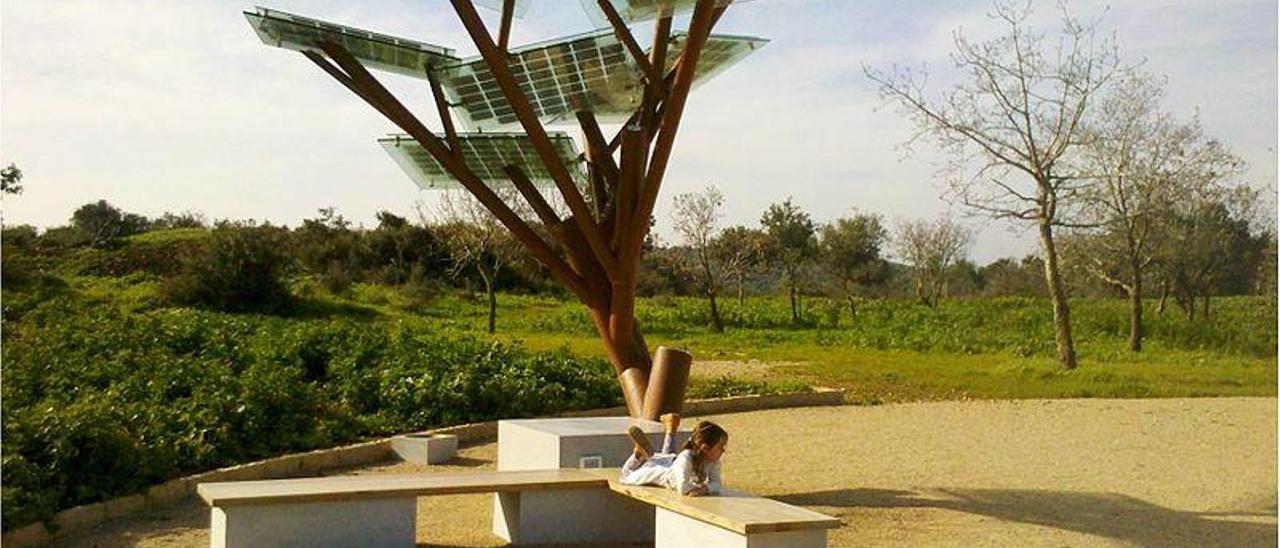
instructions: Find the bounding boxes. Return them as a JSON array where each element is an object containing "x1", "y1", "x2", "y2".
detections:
[{"x1": 2, "y1": 0, "x2": 1276, "y2": 263}]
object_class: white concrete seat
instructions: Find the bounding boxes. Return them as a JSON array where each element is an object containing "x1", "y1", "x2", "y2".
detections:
[
  {"x1": 198, "y1": 469, "x2": 608, "y2": 548},
  {"x1": 198, "y1": 467, "x2": 839, "y2": 547},
  {"x1": 586, "y1": 469, "x2": 841, "y2": 547}
]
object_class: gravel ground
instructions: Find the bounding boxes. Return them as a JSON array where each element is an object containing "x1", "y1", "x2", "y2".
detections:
[{"x1": 62, "y1": 397, "x2": 1276, "y2": 547}]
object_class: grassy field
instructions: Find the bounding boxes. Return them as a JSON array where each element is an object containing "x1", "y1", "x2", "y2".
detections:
[{"x1": 322, "y1": 284, "x2": 1277, "y2": 404}]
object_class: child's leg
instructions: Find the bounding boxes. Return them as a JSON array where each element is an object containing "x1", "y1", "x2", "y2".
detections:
[
  {"x1": 659, "y1": 413, "x2": 682, "y2": 454},
  {"x1": 660, "y1": 431, "x2": 677, "y2": 454},
  {"x1": 622, "y1": 452, "x2": 645, "y2": 472}
]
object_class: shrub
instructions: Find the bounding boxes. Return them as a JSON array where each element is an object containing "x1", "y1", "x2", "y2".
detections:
[
  {"x1": 35, "y1": 226, "x2": 91, "y2": 249},
  {"x1": 163, "y1": 222, "x2": 292, "y2": 313},
  {"x1": 0, "y1": 300, "x2": 617, "y2": 530}
]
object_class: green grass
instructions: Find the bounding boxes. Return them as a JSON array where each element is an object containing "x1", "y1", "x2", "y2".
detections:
[
  {"x1": 407, "y1": 292, "x2": 1277, "y2": 404},
  {"x1": 13, "y1": 270, "x2": 1278, "y2": 407}
]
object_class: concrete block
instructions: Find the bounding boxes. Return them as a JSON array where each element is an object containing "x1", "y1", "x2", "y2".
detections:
[
  {"x1": 492, "y1": 488, "x2": 654, "y2": 544},
  {"x1": 655, "y1": 507, "x2": 826, "y2": 548},
  {"x1": 496, "y1": 417, "x2": 690, "y2": 471},
  {"x1": 391, "y1": 434, "x2": 458, "y2": 464},
  {"x1": 493, "y1": 417, "x2": 690, "y2": 543},
  {"x1": 211, "y1": 497, "x2": 414, "y2": 548}
]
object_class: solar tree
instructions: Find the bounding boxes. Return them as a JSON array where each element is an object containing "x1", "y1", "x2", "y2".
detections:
[{"x1": 245, "y1": 0, "x2": 765, "y2": 419}]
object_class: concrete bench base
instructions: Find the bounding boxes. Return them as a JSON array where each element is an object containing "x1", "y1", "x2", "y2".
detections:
[
  {"x1": 493, "y1": 487, "x2": 654, "y2": 544},
  {"x1": 656, "y1": 507, "x2": 827, "y2": 548},
  {"x1": 211, "y1": 497, "x2": 414, "y2": 548}
]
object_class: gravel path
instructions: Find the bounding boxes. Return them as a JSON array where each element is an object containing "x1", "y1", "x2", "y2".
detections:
[{"x1": 62, "y1": 397, "x2": 1276, "y2": 547}]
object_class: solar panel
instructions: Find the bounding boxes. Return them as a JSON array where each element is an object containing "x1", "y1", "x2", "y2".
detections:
[
  {"x1": 665, "y1": 31, "x2": 768, "y2": 91},
  {"x1": 244, "y1": 7, "x2": 458, "y2": 80},
  {"x1": 438, "y1": 30, "x2": 767, "y2": 131},
  {"x1": 379, "y1": 132, "x2": 584, "y2": 190},
  {"x1": 578, "y1": 0, "x2": 747, "y2": 26}
]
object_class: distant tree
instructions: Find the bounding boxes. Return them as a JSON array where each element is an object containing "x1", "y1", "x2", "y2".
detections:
[
  {"x1": 714, "y1": 226, "x2": 768, "y2": 305},
  {"x1": 1257, "y1": 233, "x2": 1278, "y2": 297},
  {"x1": 671, "y1": 186, "x2": 726, "y2": 332},
  {"x1": 153, "y1": 211, "x2": 207, "y2": 229},
  {"x1": 760, "y1": 198, "x2": 817, "y2": 323},
  {"x1": 293, "y1": 207, "x2": 362, "y2": 293},
  {"x1": 946, "y1": 258, "x2": 984, "y2": 297},
  {"x1": 1076, "y1": 71, "x2": 1244, "y2": 350},
  {"x1": 866, "y1": 0, "x2": 1127, "y2": 369},
  {"x1": 819, "y1": 213, "x2": 889, "y2": 321},
  {"x1": 1, "y1": 163, "x2": 23, "y2": 195},
  {"x1": 436, "y1": 190, "x2": 524, "y2": 334},
  {"x1": 892, "y1": 217, "x2": 972, "y2": 308},
  {"x1": 980, "y1": 255, "x2": 1047, "y2": 298},
  {"x1": 1152, "y1": 189, "x2": 1263, "y2": 320},
  {"x1": 71, "y1": 200, "x2": 147, "y2": 247}
]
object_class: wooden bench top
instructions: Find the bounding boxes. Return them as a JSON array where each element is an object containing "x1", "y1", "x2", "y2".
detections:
[
  {"x1": 198, "y1": 469, "x2": 607, "y2": 507},
  {"x1": 580, "y1": 470, "x2": 841, "y2": 535},
  {"x1": 200, "y1": 468, "x2": 840, "y2": 536}
]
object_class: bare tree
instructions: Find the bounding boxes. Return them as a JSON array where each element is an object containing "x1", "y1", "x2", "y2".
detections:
[
  {"x1": 866, "y1": 0, "x2": 1127, "y2": 369},
  {"x1": 434, "y1": 190, "x2": 525, "y2": 334},
  {"x1": 1074, "y1": 72, "x2": 1244, "y2": 350},
  {"x1": 714, "y1": 226, "x2": 768, "y2": 305},
  {"x1": 892, "y1": 217, "x2": 973, "y2": 308},
  {"x1": 819, "y1": 213, "x2": 889, "y2": 321},
  {"x1": 671, "y1": 185, "x2": 726, "y2": 332}
]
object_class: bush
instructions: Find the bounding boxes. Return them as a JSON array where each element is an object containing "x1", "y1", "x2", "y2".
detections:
[
  {"x1": 0, "y1": 297, "x2": 618, "y2": 530},
  {"x1": 36, "y1": 226, "x2": 91, "y2": 249},
  {"x1": 163, "y1": 223, "x2": 292, "y2": 313},
  {"x1": 2, "y1": 225, "x2": 38, "y2": 247}
]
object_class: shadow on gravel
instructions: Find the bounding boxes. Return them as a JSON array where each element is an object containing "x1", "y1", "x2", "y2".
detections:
[{"x1": 775, "y1": 487, "x2": 1277, "y2": 548}]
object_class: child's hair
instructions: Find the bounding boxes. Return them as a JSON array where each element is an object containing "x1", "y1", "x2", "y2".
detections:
[{"x1": 682, "y1": 421, "x2": 728, "y2": 476}]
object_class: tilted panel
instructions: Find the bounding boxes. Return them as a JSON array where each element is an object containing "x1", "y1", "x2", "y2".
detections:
[
  {"x1": 440, "y1": 30, "x2": 641, "y2": 132},
  {"x1": 439, "y1": 31, "x2": 767, "y2": 131},
  {"x1": 663, "y1": 31, "x2": 769, "y2": 90},
  {"x1": 244, "y1": 7, "x2": 458, "y2": 79},
  {"x1": 379, "y1": 132, "x2": 583, "y2": 190}
]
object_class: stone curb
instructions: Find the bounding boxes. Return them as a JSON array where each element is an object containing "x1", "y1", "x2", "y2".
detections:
[{"x1": 7, "y1": 387, "x2": 844, "y2": 546}]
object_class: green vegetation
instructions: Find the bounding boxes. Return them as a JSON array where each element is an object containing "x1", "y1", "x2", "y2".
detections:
[
  {"x1": 2, "y1": 222, "x2": 1273, "y2": 531},
  {"x1": 1, "y1": 290, "x2": 617, "y2": 530}
]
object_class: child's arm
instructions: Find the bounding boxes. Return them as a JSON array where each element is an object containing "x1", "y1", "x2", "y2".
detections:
[
  {"x1": 705, "y1": 460, "x2": 723, "y2": 495},
  {"x1": 669, "y1": 452, "x2": 703, "y2": 496}
]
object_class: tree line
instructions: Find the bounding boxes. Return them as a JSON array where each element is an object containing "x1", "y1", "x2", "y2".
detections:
[{"x1": 863, "y1": 0, "x2": 1275, "y2": 367}]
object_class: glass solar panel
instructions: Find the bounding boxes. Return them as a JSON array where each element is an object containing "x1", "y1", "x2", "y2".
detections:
[
  {"x1": 439, "y1": 30, "x2": 640, "y2": 132},
  {"x1": 245, "y1": 7, "x2": 458, "y2": 80},
  {"x1": 438, "y1": 30, "x2": 767, "y2": 131},
  {"x1": 664, "y1": 31, "x2": 769, "y2": 91},
  {"x1": 578, "y1": 0, "x2": 748, "y2": 26},
  {"x1": 379, "y1": 133, "x2": 584, "y2": 190}
]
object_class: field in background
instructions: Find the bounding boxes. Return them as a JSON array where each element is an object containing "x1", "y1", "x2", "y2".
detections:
[{"x1": 3, "y1": 241, "x2": 1274, "y2": 528}]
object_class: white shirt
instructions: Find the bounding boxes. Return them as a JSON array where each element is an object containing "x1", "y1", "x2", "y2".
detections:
[{"x1": 620, "y1": 449, "x2": 723, "y2": 495}]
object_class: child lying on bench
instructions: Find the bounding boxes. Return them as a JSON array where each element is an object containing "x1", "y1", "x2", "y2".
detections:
[{"x1": 620, "y1": 414, "x2": 727, "y2": 497}]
